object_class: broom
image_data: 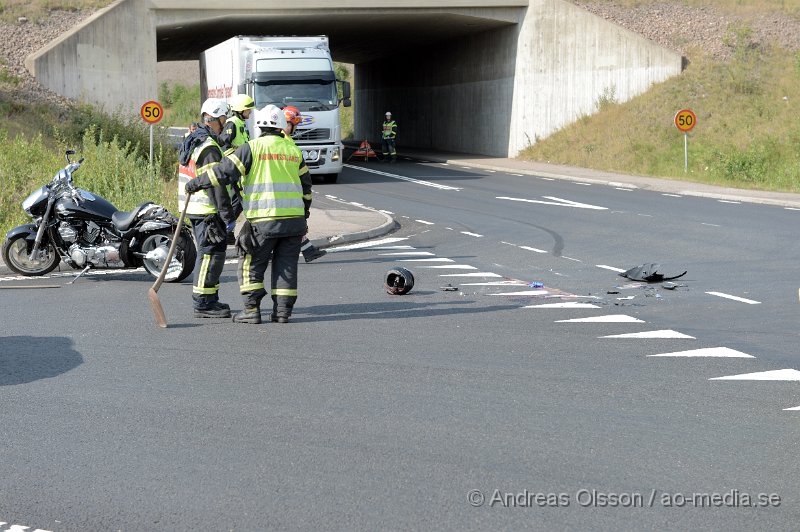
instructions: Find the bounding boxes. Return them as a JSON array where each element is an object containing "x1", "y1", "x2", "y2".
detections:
[{"x1": 148, "y1": 193, "x2": 191, "y2": 328}]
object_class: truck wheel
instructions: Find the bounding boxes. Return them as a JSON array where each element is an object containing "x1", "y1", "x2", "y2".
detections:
[{"x1": 322, "y1": 173, "x2": 339, "y2": 184}]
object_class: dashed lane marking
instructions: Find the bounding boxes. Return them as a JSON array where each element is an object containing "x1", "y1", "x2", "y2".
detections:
[
  {"x1": 461, "y1": 231, "x2": 483, "y2": 237},
  {"x1": 378, "y1": 251, "x2": 435, "y2": 256},
  {"x1": 422, "y1": 265, "x2": 478, "y2": 270},
  {"x1": 706, "y1": 291, "x2": 761, "y2": 305},
  {"x1": 648, "y1": 347, "x2": 755, "y2": 358},
  {"x1": 717, "y1": 200, "x2": 741, "y2": 204},
  {"x1": 556, "y1": 314, "x2": 645, "y2": 323},
  {"x1": 783, "y1": 405, "x2": 800, "y2": 411},
  {"x1": 523, "y1": 302, "x2": 601, "y2": 309},
  {"x1": 596, "y1": 264, "x2": 626, "y2": 273},
  {"x1": 600, "y1": 330, "x2": 695, "y2": 339},
  {"x1": 415, "y1": 219, "x2": 435, "y2": 225},
  {"x1": 662, "y1": 193, "x2": 682, "y2": 198},
  {"x1": 709, "y1": 369, "x2": 800, "y2": 381},
  {"x1": 489, "y1": 290, "x2": 549, "y2": 296},
  {"x1": 397, "y1": 257, "x2": 453, "y2": 262}
]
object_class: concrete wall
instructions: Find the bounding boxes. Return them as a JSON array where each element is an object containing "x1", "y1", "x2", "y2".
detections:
[
  {"x1": 24, "y1": 0, "x2": 157, "y2": 114},
  {"x1": 509, "y1": 0, "x2": 683, "y2": 156}
]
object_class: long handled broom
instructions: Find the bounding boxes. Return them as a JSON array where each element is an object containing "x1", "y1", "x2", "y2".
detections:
[{"x1": 148, "y1": 193, "x2": 192, "y2": 328}]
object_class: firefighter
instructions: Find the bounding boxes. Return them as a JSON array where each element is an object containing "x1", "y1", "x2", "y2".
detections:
[
  {"x1": 177, "y1": 98, "x2": 235, "y2": 318},
  {"x1": 219, "y1": 94, "x2": 255, "y2": 155},
  {"x1": 283, "y1": 105, "x2": 326, "y2": 263},
  {"x1": 185, "y1": 104, "x2": 312, "y2": 325},
  {"x1": 381, "y1": 111, "x2": 397, "y2": 163}
]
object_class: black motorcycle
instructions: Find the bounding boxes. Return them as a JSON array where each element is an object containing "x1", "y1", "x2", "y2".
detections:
[{"x1": 2, "y1": 150, "x2": 195, "y2": 282}]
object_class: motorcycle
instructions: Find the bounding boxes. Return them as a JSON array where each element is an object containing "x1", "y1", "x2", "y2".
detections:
[{"x1": 2, "y1": 150, "x2": 195, "y2": 282}]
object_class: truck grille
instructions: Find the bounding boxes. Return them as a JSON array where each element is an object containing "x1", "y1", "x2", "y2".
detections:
[{"x1": 294, "y1": 128, "x2": 331, "y2": 142}]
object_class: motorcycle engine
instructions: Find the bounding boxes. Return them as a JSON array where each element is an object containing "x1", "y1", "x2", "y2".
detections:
[{"x1": 69, "y1": 243, "x2": 125, "y2": 268}]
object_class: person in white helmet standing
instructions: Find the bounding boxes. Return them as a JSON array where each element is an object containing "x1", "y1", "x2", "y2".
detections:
[
  {"x1": 185, "y1": 105, "x2": 312, "y2": 325},
  {"x1": 381, "y1": 111, "x2": 398, "y2": 163},
  {"x1": 177, "y1": 98, "x2": 235, "y2": 319}
]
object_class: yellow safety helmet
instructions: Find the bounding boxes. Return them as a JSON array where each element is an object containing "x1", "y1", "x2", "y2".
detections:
[{"x1": 230, "y1": 94, "x2": 255, "y2": 113}]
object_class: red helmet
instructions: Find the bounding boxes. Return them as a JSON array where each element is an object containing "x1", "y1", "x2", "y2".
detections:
[{"x1": 283, "y1": 105, "x2": 302, "y2": 126}]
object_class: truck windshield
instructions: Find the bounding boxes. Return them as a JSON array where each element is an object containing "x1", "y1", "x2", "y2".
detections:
[{"x1": 254, "y1": 80, "x2": 338, "y2": 112}]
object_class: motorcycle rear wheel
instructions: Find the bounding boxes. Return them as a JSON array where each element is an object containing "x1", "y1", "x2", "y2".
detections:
[
  {"x1": 140, "y1": 229, "x2": 196, "y2": 283},
  {"x1": 1, "y1": 234, "x2": 60, "y2": 276}
]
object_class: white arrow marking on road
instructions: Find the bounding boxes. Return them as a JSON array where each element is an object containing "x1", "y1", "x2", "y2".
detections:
[
  {"x1": 648, "y1": 347, "x2": 755, "y2": 358},
  {"x1": 557, "y1": 314, "x2": 645, "y2": 323},
  {"x1": 601, "y1": 330, "x2": 695, "y2": 339},
  {"x1": 344, "y1": 164, "x2": 462, "y2": 190},
  {"x1": 490, "y1": 290, "x2": 549, "y2": 296},
  {"x1": 398, "y1": 258, "x2": 453, "y2": 262},
  {"x1": 439, "y1": 272, "x2": 502, "y2": 277},
  {"x1": 496, "y1": 195, "x2": 608, "y2": 210},
  {"x1": 706, "y1": 292, "x2": 761, "y2": 305},
  {"x1": 524, "y1": 302, "x2": 602, "y2": 309},
  {"x1": 709, "y1": 369, "x2": 800, "y2": 381}
]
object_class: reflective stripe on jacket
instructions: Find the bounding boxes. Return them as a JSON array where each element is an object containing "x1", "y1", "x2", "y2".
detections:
[
  {"x1": 223, "y1": 115, "x2": 250, "y2": 156},
  {"x1": 177, "y1": 137, "x2": 221, "y2": 215},
  {"x1": 382, "y1": 120, "x2": 397, "y2": 139}
]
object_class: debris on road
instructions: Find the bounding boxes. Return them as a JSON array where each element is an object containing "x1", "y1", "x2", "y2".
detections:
[{"x1": 620, "y1": 263, "x2": 687, "y2": 283}]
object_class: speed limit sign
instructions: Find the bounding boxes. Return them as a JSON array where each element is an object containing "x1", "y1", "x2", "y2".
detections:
[
  {"x1": 674, "y1": 109, "x2": 696, "y2": 132},
  {"x1": 140, "y1": 100, "x2": 164, "y2": 124}
]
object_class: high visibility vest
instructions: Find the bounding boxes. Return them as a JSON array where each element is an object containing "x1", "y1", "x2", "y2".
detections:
[
  {"x1": 382, "y1": 120, "x2": 397, "y2": 139},
  {"x1": 241, "y1": 135, "x2": 305, "y2": 221},
  {"x1": 224, "y1": 115, "x2": 250, "y2": 156},
  {"x1": 177, "y1": 138, "x2": 221, "y2": 216}
]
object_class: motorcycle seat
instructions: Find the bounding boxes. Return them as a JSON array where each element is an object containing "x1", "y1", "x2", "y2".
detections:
[{"x1": 112, "y1": 202, "x2": 154, "y2": 231}]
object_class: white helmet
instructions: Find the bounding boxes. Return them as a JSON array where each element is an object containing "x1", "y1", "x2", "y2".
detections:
[
  {"x1": 200, "y1": 98, "x2": 228, "y2": 119},
  {"x1": 254, "y1": 104, "x2": 287, "y2": 131},
  {"x1": 385, "y1": 111, "x2": 392, "y2": 117}
]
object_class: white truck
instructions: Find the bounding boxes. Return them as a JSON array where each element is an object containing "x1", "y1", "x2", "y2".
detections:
[{"x1": 200, "y1": 35, "x2": 351, "y2": 184}]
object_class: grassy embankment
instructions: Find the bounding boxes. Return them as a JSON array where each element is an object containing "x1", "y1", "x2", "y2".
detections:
[{"x1": 520, "y1": 0, "x2": 800, "y2": 191}]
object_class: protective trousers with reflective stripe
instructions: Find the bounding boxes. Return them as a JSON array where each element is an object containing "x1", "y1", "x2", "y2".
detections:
[
  {"x1": 189, "y1": 215, "x2": 228, "y2": 310},
  {"x1": 238, "y1": 221, "x2": 302, "y2": 317}
]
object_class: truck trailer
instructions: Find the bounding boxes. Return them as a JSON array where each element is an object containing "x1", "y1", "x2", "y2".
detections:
[{"x1": 200, "y1": 35, "x2": 351, "y2": 183}]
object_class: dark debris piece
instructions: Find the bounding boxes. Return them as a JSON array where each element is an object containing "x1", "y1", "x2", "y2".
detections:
[{"x1": 619, "y1": 263, "x2": 687, "y2": 283}]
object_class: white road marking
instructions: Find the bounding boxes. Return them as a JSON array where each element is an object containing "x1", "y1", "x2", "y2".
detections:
[
  {"x1": 701, "y1": 222, "x2": 721, "y2": 227},
  {"x1": 370, "y1": 245, "x2": 415, "y2": 250},
  {"x1": 378, "y1": 251, "x2": 435, "y2": 256},
  {"x1": 440, "y1": 272, "x2": 502, "y2": 277},
  {"x1": 557, "y1": 315, "x2": 645, "y2": 323},
  {"x1": 662, "y1": 193, "x2": 682, "y2": 197},
  {"x1": 344, "y1": 164, "x2": 461, "y2": 190},
  {"x1": 520, "y1": 246, "x2": 548, "y2": 253},
  {"x1": 596, "y1": 264, "x2": 626, "y2": 273},
  {"x1": 328, "y1": 237, "x2": 408, "y2": 252},
  {"x1": 615, "y1": 188, "x2": 634, "y2": 192},
  {"x1": 524, "y1": 302, "x2": 602, "y2": 309},
  {"x1": 648, "y1": 347, "x2": 754, "y2": 358},
  {"x1": 350, "y1": 202, "x2": 364, "y2": 206},
  {"x1": 574, "y1": 182, "x2": 592, "y2": 186},
  {"x1": 562, "y1": 256, "x2": 582, "y2": 262},
  {"x1": 379, "y1": 209, "x2": 394, "y2": 214},
  {"x1": 706, "y1": 291, "x2": 761, "y2": 305},
  {"x1": 784, "y1": 405, "x2": 800, "y2": 411},
  {"x1": 460, "y1": 281, "x2": 528, "y2": 286},
  {"x1": 486, "y1": 170, "x2": 496, "y2": 173},
  {"x1": 490, "y1": 290, "x2": 549, "y2": 296},
  {"x1": 718, "y1": 200, "x2": 741, "y2": 204},
  {"x1": 710, "y1": 369, "x2": 800, "y2": 381},
  {"x1": 785, "y1": 207, "x2": 800, "y2": 211},
  {"x1": 415, "y1": 219, "x2": 435, "y2": 225},
  {"x1": 398, "y1": 257, "x2": 453, "y2": 262},
  {"x1": 422, "y1": 265, "x2": 478, "y2": 269},
  {"x1": 460, "y1": 231, "x2": 483, "y2": 237},
  {"x1": 601, "y1": 330, "x2": 695, "y2": 339},
  {"x1": 540, "y1": 177, "x2": 555, "y2": 181},
  {"x1": 497, "y1": 195, "x2": 608, "y2": 210},
  {"x1": 509, "y1": 173, "x2": 523, "y2": 176}
]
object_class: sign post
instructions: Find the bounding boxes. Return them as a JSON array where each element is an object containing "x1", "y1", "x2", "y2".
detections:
[
  {"x1": 674, "y1": 109, "x2": 696, "y2": 173},
  {"x1": 140, "y1": 101, "x2": 164, "y2": 185}
]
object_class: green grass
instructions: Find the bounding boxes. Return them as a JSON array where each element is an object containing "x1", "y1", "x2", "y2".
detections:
[{"x1": 520, "y1": 23, "x2": 800, "y2": 191}]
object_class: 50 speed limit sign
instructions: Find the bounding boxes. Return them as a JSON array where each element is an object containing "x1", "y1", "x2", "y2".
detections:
[
  {"x1": 674, "y1": 109, "x2": 696, "y2": 132},
  {"x1": 140, "y1": 100, "x2": 164, "y2": 124}
]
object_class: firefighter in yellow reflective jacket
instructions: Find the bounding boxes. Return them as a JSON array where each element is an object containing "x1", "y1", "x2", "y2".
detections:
[
  {"x1": 219, "y1": 94, "x2": 255, "y2": 156},
  {"x1": 282, "y1": 105, "x2": 326, "y2": 263},
  {"x1": 186, "y1": 104, "x2": 312, "y2": 324},
  {"x1": 381, "y1": 111, "x2": 397, "y2": 163},
  {"x1": 177, "y1": 98, "x2": 236, "y2": 318}
]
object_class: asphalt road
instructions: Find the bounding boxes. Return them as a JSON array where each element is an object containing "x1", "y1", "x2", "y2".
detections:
[{"x1": 1, "y1": 159, "x2": 798, "y2": 531}]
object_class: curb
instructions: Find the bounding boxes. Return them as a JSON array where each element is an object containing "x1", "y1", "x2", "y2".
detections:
[{"x1": 309, "y1": 208, "x2": 398, "y2": 249}]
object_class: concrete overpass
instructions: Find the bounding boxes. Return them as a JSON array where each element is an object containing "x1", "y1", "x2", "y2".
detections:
[{"x1": 25, "y1": 0, "x2": 683, "y2": 157}]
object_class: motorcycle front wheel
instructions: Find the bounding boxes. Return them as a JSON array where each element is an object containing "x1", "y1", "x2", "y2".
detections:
[
  {"x1": 1, "y1": 234, "x2": 60, "y2": 276},
  {"x1": 140, "y1": 229, "x2": 196, "y2": 283}
]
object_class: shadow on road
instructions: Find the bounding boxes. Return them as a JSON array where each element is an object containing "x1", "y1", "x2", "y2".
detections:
[{"x1": 0, "y1": 336, "x2": 83, "y2": 386}]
